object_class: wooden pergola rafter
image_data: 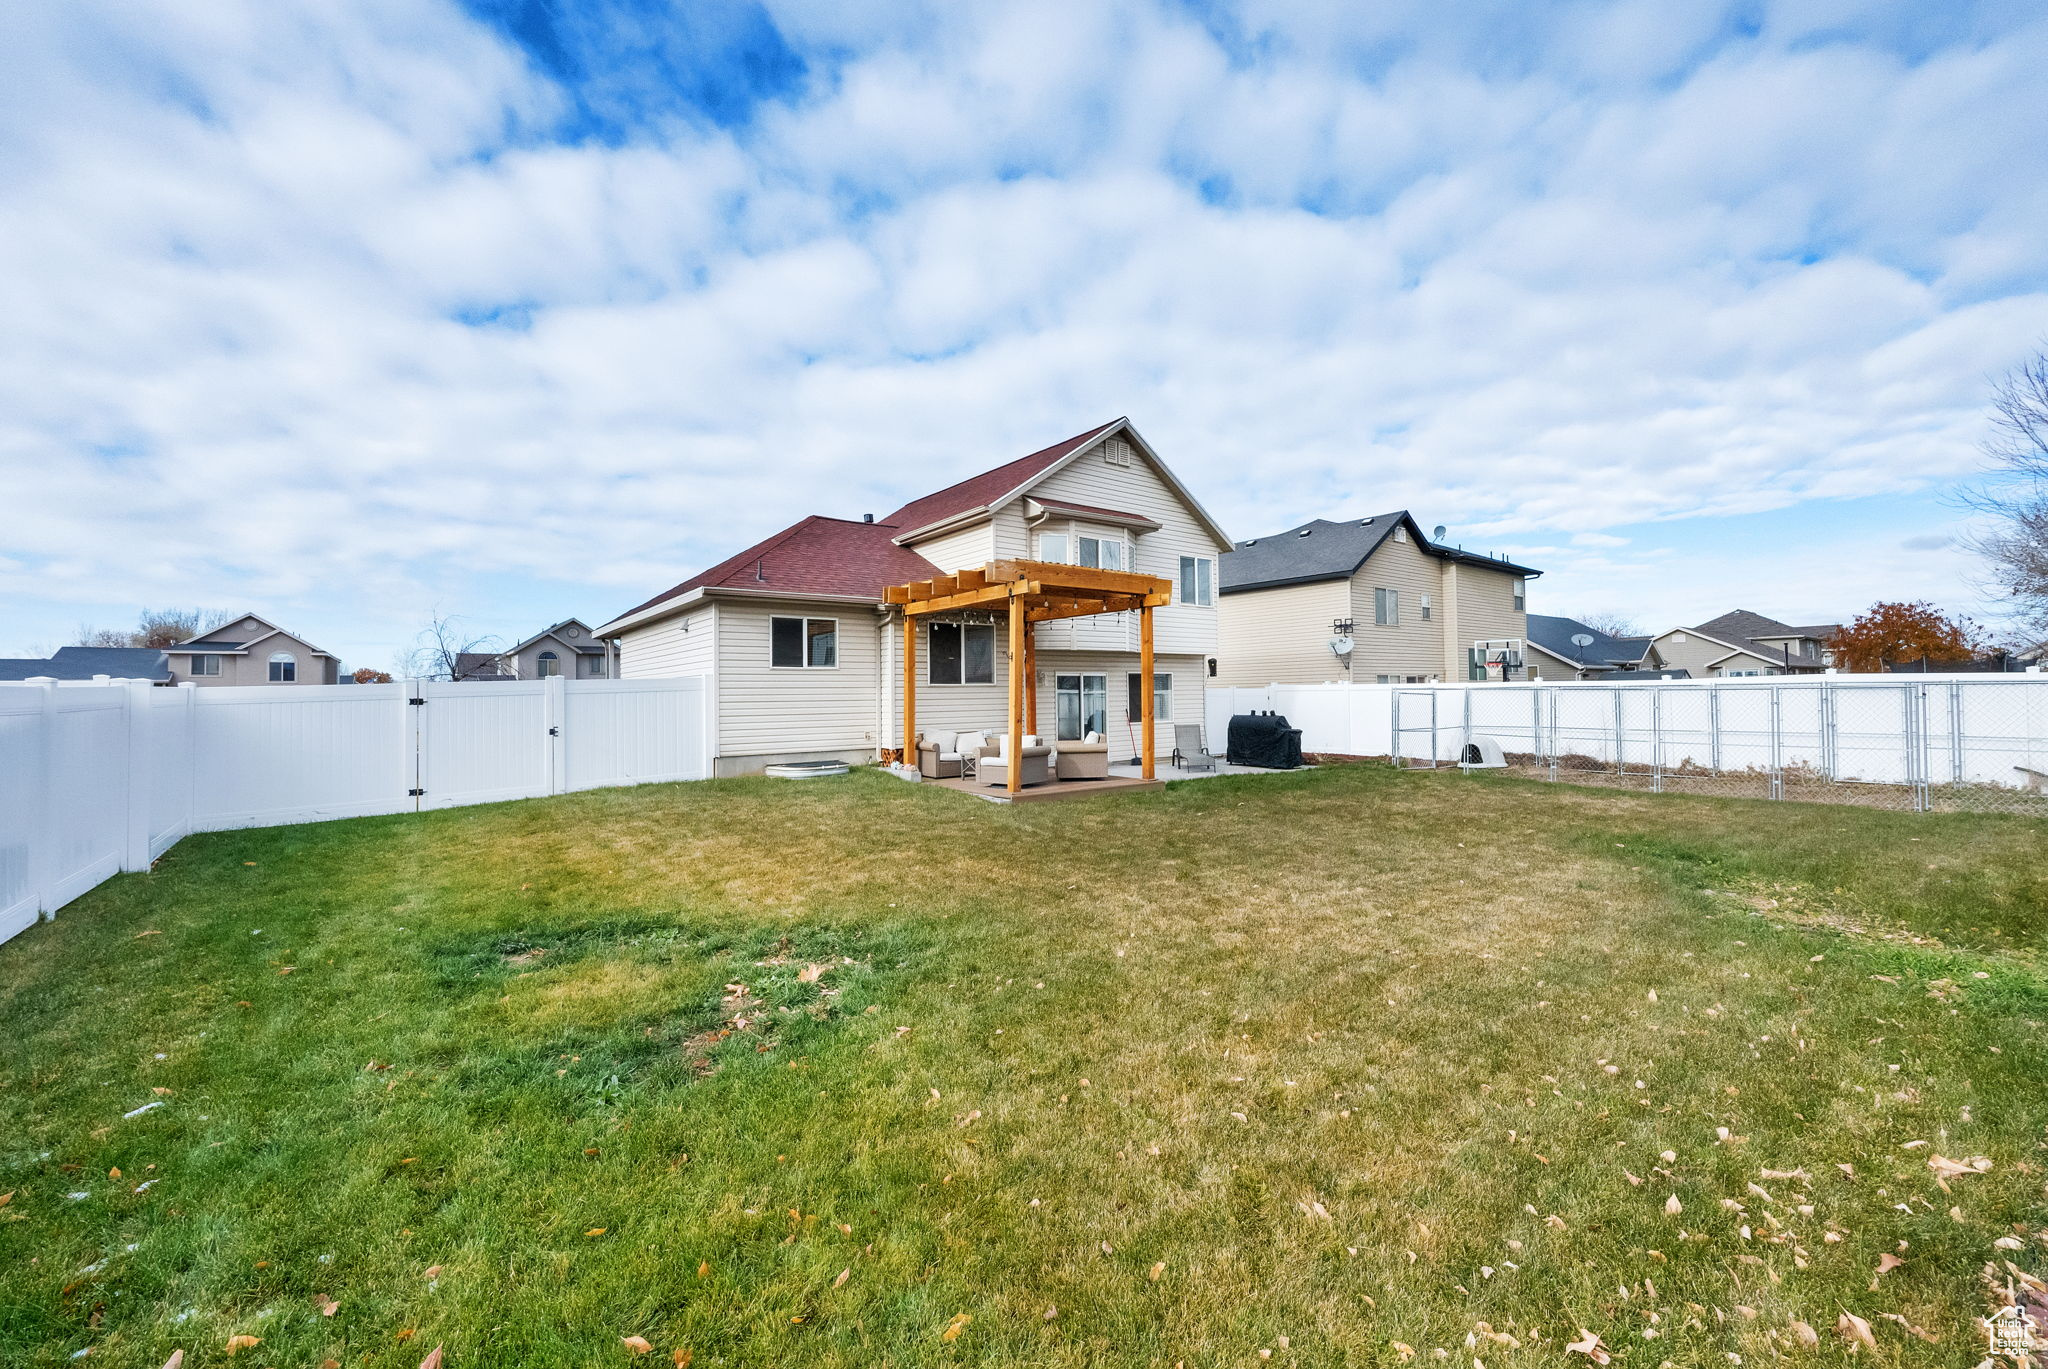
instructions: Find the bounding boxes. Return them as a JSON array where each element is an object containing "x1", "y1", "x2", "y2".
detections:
[{"x1": 886, "y1": 559, "x2": 1174, "y2": 794}]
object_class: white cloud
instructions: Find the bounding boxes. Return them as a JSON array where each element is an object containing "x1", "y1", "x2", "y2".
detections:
[{"x1": 2, "y1": 0, "x2": 2046, "y2": 663}]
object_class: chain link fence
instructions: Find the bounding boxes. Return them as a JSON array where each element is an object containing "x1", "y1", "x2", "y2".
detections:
[{"x1": 1391, "y1": 678, "x2": 2048, "y2": 815}]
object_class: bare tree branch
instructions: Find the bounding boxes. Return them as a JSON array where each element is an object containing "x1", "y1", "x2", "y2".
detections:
[
  {"x1": 1574, "y1": 611, "x2": 1644, "y2": 639},
  {"x1": 397, "y1": 612, "x2": 502, "y2": 681},
  {"x1": 1961, "y1": 351, "x2": 2048, "y2": 642}
]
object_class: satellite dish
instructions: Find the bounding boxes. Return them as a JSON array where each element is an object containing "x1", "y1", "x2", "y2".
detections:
[
  {"x1": 1329, "y1": 636, "x2": 1355, "y2": 657},
  {"x1": 1432, "y1": 525, "x2": 1447, "y2": 541},
  {"x1": 1570, "y1": 633, "x2": 1595, "y2": 647}
]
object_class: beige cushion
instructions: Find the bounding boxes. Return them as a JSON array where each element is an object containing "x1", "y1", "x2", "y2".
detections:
[{"x1": 955, "y1": 730, "x2": 986, "y2": 754}]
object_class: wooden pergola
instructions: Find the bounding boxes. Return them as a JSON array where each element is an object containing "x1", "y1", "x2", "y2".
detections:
[{"x1": 885, "y1": 559, "x2": 1174, "y2": 794}]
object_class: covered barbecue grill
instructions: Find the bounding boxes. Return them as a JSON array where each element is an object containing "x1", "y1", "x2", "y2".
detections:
[{"x1": 1226, "y1": 712, "x2": 1303, "y2": 769}]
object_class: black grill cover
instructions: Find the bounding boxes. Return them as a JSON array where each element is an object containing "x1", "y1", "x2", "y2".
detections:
[{"x1": 1226, "y1": 713, "x2": 1303, "y2": 769}]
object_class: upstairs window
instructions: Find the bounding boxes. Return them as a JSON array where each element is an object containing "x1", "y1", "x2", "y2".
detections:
[
  {"x1": 1374, "y1": 588, "x2": 1399, "y2": 626},
  {"x1": 1420, "y1": 593, "x2": 1433, "y2": 621},
  {"x1": 1511, "y1": 577, "x2": 1526, "y2": 611},
  {"x1": 1035, "y1": 532, "x2": 1068, "y2": 564},
  {"x1": 1178, "y1": 556, "x2": 1214, "y2": 606},
  {"x1": 771, "y1": 616, "x2": 838, "y2": 668},
  {"x1": 1076, "y1": 535, "x2": 1124, "y2": 571},
  {"x1": 267, "y1": 652, "x2": 296, "y2": 682},
  {"x1": 928, "y1": 622, "x2": 995, "y2": 684}
]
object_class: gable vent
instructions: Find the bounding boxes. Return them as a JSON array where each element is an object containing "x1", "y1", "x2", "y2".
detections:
[{"x1": 1102, "y1": 438, "x2": 1132, "y2": 467}]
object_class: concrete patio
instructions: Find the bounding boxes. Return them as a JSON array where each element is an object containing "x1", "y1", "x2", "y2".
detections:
[{"x1": 925, "y1": 757, "x2": 1298, "y2": 804}]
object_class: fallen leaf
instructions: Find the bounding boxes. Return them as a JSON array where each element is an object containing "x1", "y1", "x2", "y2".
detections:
[
  {"x1": 696, "y1": 1261, "x2": 709, "y2": 1278},
  {"x1": 1877, "y1": 1312, "x2": 1938, "y2": 1343},
  {"x1": 623, "y1": 1336, "x2": 653, "y2": 1354},
  {"x1": 833, "y1": 1268, "x2": 850, "y2": 1289},
  {"x1": 585, "y1": 1228, "x2": 606, "y2": 1237},
  {"x1": 225, "y1": 1335, "x2": 261, "y2": 1355},
  {"x1": 940, "y1": 1312, "x2": 972, "y2": 1342},
  {"x1": 419, "y1": 1348, "x2": 444, "y2": 1369},
  {"x1": 1927, "y1": 1155, "x2": 1993, "y2": 1180},
  {"x1": 0, "y1": 1193, "x2": 10, "y2": 1206},
  {"x1": 1789, "y1": 1320, "x2": 1818, "y2": 1348},
  {"x1": 1391, "y1": 1344, "x2": 1415, "y2": 1363},
  {"x1": 109, "y1": 1168, "x2": 122, "y2": 1180},
  {"x1": 396, "y1": 1328, "x2": 417, "y2": 1343},
  {"x1": 674, "y1": 1352, "x2": 693, "y2": 1368},
  {"x1": 323, "y1": 1361, "x2": 340, "y2": 1369},
  {"x1": 424, "y1": 1265, "x2": 443, "y2": 1279},
  {"x1": 1665, "y1": 1194, "x2": 1683, "y2": 1215},
  {"x1": 1565, "y1": 1328, "x2": 1610, "y2": 1364},
  {"x1": 1149, "y1": 1261, "x2": 1166, "y2": 1281},
  {"x1": 1874, "y1": 1253, "x2": 1904, "y2": 1279},
  {"x1": 315, "y1": 1296, "x2": 339, "y2": 1316},
  {"x1": 135, "y1": 929, "x2": 161, "y2": 938},
  {"x1": 1837, "y1": 1311, "x2": 1877, "y2": 1353},
  {"x1": 161, "y1": 1354, "x2": 184, "y2": 1369},
  {"x1": 797, "y1": 963, "x2": 828, "y2": 983},
  {"x1": 151, "y1": 1087, "x2": 173, "y2": 1096}
]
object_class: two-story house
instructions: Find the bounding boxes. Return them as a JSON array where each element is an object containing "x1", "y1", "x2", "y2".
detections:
[
  {"x1": 1640, "y1": 610, "x2": 1839, "y2": 677},
  {"x1": 163, "y1": 613, "x2": 341, "y2": 686},
  {"x1": 454, "y1": 619, "x2": 613, "y2": 681},
  {"x1": 1214, "y1": 513, "x2": 1541, "y2": 685},
  {"x1": 595, "y1": 419, "x2": 1234, "y2": 777}
]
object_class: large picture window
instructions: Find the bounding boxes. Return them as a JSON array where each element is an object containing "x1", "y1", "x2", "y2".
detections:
[
  {"x1": 1178, "y1": 556, "x2": 1214, "y2": 606},
  {"x1": 770, "y1": 616, "x2": 838, "y2": 668},
  {"x1": 267, "y1": 651, "x2": 296, "y2": 682},
  {"x1": 191, "y1": 654, "x2": 221, "y2": 676},
  {"x1": 928, "y1": 622, "x2": 995, "y2": 684},
  {"x1": 1055, "y1": 673, "x2": 1107, "y2": 740},
  {"x1": 1076, "y1": 535, "x2": 1125, "y2": 571}
]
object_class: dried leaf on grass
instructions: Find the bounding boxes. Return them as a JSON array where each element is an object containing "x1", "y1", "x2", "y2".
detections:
[
  {"x1": 939, "y1": 1312, "x2": 972, "y2": 1342},
  {"x1": 224, "y1": 1336, "x2": 261, "y2": 1355},
  {"x1": 1788, "y1": 1319, "x2": 1818, "y2": 1348},
  {"x1": 419, "y1": 1348, "x2": 444, "y2": 1369},
  {"x1": 160, "y1": 1353, "x2": 184, "y2": 1369},
  {"x1": 622, "y1": 1336, "x2": 653, "y2": 1354},
  {"x1": 1565, "y1": 1329, "x2": 1610, "y2": 1363},
  {"x1": 1837, "y1": 1310, "x2": 1878, "y2": 1353},
  {"x1": 1928, "y1": 1155, "x2": 1993, "y2": 1180}
]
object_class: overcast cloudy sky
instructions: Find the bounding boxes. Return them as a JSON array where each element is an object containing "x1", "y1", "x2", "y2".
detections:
[{"x1": 3, "y1": 0, "x2": 2045, "y2": 667}]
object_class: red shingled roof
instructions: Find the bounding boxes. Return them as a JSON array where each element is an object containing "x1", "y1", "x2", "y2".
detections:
[
  {"x1": 881, "y1": 418, "x2": 1123, "y2": 535},
  {"x1": 612, "y1": 517, "x2": 940, "y2": 621}
]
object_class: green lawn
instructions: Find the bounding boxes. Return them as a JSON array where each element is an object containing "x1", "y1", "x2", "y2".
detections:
[{"x1": 2, "y1": 765, "x2": 2045, "y2": 1367}]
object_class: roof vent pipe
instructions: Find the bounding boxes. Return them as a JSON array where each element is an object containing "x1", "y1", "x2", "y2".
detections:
[{"x1": 863, "y1": 513, "x2": 874, "y2": 523}]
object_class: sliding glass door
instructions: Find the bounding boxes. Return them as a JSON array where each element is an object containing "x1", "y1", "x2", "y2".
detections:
[{"x1": 1054, "y1": 674, "x2": 1107, "y2": 741}]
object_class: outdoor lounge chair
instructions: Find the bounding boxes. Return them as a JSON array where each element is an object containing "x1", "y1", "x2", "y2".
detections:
[
  {"x1": 1171, "y1": 723, "x2": 1218, "y2": 772},
  {"x1": 916, "y1": 731, "x2": 966, "y2": 779},
  {"x1": 982, "y1": 735, "x2": 1052, "y2": 787},
  {"x1": 1054, "y1": 730, "x2": 1109, "y2": 780}
]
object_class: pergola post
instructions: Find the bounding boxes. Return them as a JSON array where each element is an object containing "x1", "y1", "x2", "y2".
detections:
[
  {"x1": 902, "y1": 611, "x2": 916, "y2": 768},
  {"x1": 1139, "y1": 602, "x2": 1155, "y2": 779},
  {"x1": 1006, "y1": 595, "x2": 1025, "y2": 794}
]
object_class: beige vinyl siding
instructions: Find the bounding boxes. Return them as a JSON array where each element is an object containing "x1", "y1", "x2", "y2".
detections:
[
  {"x1": 1034, "y1": 649, "x2": 1207, "y2": 759},
  {"x1": 1649, "y1": 631, "x2": 1777, "y2": 677},
  {"x1": 1213, "y1": 578, "x2": 1349, "y2": 686},
  {"x1": 1024, "y1": 434, "x2": 1229, "y2": 659},
  {"x1": 1347, "y1": 534, "x2": 1446, "y2": 681},
  {"x1": 171, "y1": 627, "x2": 335, "y2": 686},
  {"x1": 1453, "y1": 564, "x2": 1528, "y2": 676},
  {"x1": 715, "y1": 598, "x2": 881, "y2": 758},
  {"x1": 881, "y1": 613, "x2": 1014, "y2": 750},
  {"x1": 619, "y1": 604, "x2": 716, "y2": 678},
  {"x1": 910, "y1": 521, "x2": 996, "y2": 575}
]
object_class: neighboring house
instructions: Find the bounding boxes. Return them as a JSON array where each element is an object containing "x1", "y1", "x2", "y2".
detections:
[
  {"x1": 163, "y1": 613, "x2": 340, "y2": 686},
  {"x1": 454, "y1": 619, "x2": 613, "y2": 681},
  {"x1": 1642, "y1": 610, "x2": 1839, "y2": 678},
  {"x1": 1525, "y1": 615, "x2": 1655, "y2": 680},
  {"x1": 1214, "y1": 512, "x2": 1541, "y2": 685},
  {"x1": 0, "y1": 646, "x2": 173, "y2": 682},
  {"x1": 595, "y1": 418, "x2": 1233, "y2": 777}
]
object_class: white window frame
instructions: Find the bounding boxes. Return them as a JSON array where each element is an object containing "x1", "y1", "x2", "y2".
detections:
[
  {"x1": 1178, "y1": 555, "x2": 1214, "y2": 606},
  {"x1": 536, "y1": 650, "x2": 560, "y2": 678},
  {"x1": 1511, "y1": 577, "x2": 1526, "y2": 611},
  {"x1": 1127, "y1": 670, "x2": 1171, "y2": 726},
  {"x1": 769, "y1": 615, "x2": 840, "y2": 670},
  {"x1": 267, "y1": 651, "x2": 296, "y2": 682},
  {"x1": 1035, "y1": 531, "x2": 1069, "y2": 564},
  {"x1": 1076, "y1": 532, "x2": 1125, "y2": 572},
  {"x1": 927, "y1": 621, "x2": 996, "y2": 685},
  {"x1": 1420, "y1": 593, "x2": 1432, "y2": 621},
  {"x1": 1374, "y1": 587, "x2": 1398, "y2": 626},
  {"x1": 190, "y1": 654, "x2": 221, "y2": 676}
]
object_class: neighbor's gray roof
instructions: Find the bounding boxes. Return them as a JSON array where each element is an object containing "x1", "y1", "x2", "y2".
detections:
[
  {"x1": 1604, "y1": 667, "x2": 1693, "y2": 681},
  {"x1": 0, "y1": 646, "x2": 172, "y2": 681},
  {"x1": 1219, "y1": 512, "x2": 1542, "y2": 594},
  {"x1": 1525, "y1": 615, "x2": 1648, "y2": 668},
  {"x1": 168, "y1": 639, "x2": 244, "y2": 652},
  {"x1": 1690, "y1": 610, "x2": 1839, "y2": 667}
]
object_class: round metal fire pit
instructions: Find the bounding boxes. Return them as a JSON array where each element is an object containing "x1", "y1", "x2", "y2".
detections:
[{"x1": 763, "y1": 760, "x2": 850, "y2": 779}]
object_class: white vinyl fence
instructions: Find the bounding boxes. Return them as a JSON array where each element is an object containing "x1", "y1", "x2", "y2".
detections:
[
  {"x1": 0, "y1": 676, "x2": 709, "y2": 945},
  {"x1": 1207, "y1": 675, "x2": 2048, "y2": 815}
]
